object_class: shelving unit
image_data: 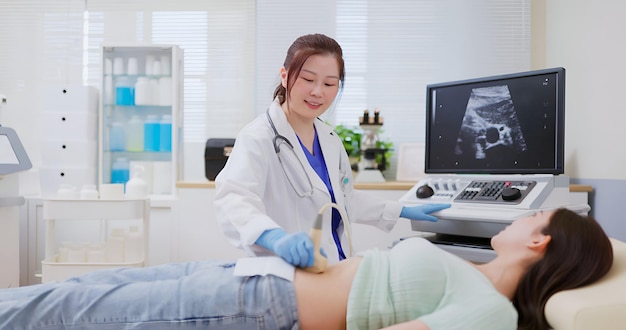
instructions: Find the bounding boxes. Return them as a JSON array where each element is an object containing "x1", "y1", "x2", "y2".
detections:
[
  {"x1": 41, "y1": 199, "x2": 149, "y2": 283},
  {"x1": 99, "y1": 45, "x2": 183, "y2": 196}
]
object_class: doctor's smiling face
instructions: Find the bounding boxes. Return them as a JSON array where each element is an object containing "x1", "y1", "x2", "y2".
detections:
[
  {"x1": 281, "y1": 54, "x2": 341, "y2": 121},
  {"x1": 273, "y1": 34, "x2": 345, "y2": 124}
]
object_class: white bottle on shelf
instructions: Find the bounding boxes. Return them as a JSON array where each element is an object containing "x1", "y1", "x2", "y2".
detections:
[
  {"x1": 125, "y1": 165, "x2": 148, "y2": 199},
  {"x1": 105, "y1": 228, "x2": 126, "y2": 263},
  {"x1": 79, "y1": 184, "x2": 99, "y2": 199},
  {"x1": 86, "y1": 243, "x2": 106, "y2": 263},
  {"x1": 158, "y1": 77, "x2": 172, "y2": 106},
  {"x1": 160, "y1": 55, "x2": 171, "y2": 75},
  {"x1": 124, "y1": 225, "x2": 144, "y2": 263},
  {"x1": 134, "y1": 77, "x2": 152, "y2": 106},
  {"x1": 150, "y1": 78, "x2": 160, "y2": 105}
]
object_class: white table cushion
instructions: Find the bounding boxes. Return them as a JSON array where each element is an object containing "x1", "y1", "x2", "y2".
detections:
[{"x1": 545, "y1": 238, "x2": 626, "y2": 330}]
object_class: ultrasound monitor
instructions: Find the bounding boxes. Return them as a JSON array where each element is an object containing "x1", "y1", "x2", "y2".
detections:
[
  {"x1": 0, "y1": 126, "x2": 32, "y2": 177},
  {"x1": 425, "y1": 67, "x2": 565, "y2": 175}
]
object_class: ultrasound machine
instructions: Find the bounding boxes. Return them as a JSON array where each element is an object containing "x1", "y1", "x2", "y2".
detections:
[{"x1": 399, "y1": 67, "x2": 587, "y2": 262}]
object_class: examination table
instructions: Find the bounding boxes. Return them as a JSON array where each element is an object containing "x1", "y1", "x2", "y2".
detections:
[{"x1": 545, "y1": 238, "x2": 626, "y2": 330}]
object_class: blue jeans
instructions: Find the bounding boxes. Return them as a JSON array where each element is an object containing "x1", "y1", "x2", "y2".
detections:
[{"x1": 0, "y1": 260, "x2": 300, "y2": 329}]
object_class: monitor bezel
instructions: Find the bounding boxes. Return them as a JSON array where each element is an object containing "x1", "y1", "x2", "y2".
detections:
[{"x1": 424, "y1": 67, "x2": 566, "y2": 175}]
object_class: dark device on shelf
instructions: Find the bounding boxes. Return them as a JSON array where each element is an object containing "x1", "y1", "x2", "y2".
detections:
[{"x1": 204, "y1": 138, "x2": 235, "y2": 181}]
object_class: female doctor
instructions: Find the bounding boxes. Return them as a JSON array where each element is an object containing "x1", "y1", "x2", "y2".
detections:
[{"x1": 214, "y1": 33, "x2": 449, "y2": 268}]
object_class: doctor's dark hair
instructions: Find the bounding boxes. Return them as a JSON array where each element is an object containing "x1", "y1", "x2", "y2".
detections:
[
  {"x1": 514, "y1": 208, "x2": 613, "y2": 330},
  {"x1": 274, "y1": 33, "x2": 345, "y2": 105}
]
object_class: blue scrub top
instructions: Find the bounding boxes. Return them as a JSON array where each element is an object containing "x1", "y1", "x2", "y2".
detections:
[{"x1": 297, "y1": 130, "x2": 346, "y2": 259}]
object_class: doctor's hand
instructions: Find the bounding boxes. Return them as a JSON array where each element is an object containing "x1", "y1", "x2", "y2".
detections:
[
  {"x1": 400, "y1": 204, "x2": 451, "y2": 222},
  {"x1": 256, "y1": 228, "x2": 315, "y2": 268}
]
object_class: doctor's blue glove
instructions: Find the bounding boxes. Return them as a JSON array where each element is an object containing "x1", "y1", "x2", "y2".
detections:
[
  {"x1": 256, "y1": 228, "x2": 315, "y2": 268},
  {"x1": 400, "y1": 204, "x2": 451, "y2": 222}
]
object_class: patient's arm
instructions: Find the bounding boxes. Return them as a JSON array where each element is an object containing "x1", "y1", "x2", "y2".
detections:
[{"x1": 381, "y1": 319, "x2": 430, "y2": 330}]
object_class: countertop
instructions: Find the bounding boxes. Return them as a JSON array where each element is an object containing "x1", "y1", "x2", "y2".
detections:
[{"x1": 177, "y1": 181, "x2": 592, "y2": 192}]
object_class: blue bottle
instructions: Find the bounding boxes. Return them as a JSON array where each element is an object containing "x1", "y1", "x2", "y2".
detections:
[
  {"x1": 143, "y1": 115, "x2": 160, "y2": 152},
  {"x1": 109, "y1": 122, "x2": 126, "y2": 151},
  {"x1": 159, "y1": 115, "x2": 172, "y2": 152},
  {"x1": 115, "y1": 76, "x2": 134, "y2": 106},
  {"x1": 111, "y1": 157, "x2": 130, "y2": 184}
]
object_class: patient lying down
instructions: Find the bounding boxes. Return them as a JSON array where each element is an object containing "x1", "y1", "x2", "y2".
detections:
[{"x1": 0, "y1": 208, "x2": 612, "y2": 330}]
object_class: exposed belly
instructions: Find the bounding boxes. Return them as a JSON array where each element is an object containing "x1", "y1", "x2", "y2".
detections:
[{"x1": 294, "y1": 257, "x2": 362, "y2": 330}]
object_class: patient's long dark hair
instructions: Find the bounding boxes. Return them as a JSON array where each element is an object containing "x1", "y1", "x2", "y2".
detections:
[{"x1": 513, "y1": 208, "x2": 613, "y2": 330}]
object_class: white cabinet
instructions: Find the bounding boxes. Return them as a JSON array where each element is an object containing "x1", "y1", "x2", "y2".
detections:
[
  {"x1": 99, "y1": 45, "x2": 183, "y2": 196},
  {"x1": 40, "y1": 86, "x2": 99, "y2": 197},
  {"x1": 40, "y1": 199, "x2": 149, "y2": 283}
]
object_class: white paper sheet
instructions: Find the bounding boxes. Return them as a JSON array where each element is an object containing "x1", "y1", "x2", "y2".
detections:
[{"x1": 233, "y1": 256, "x2": 296, "y2": 282}]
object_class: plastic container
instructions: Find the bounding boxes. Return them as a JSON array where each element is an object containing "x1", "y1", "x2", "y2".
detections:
[
  {"x1": 125, "y1": 165, "x2": 148, "y2": 199},
  {"x1": 109, "y1": 122, "x2": 126, "y2": 151},
  {"x1": 158, "y1": 77, "x2": 172, "y2": 106},
  {"x1": 79, "y1": 184, "x2": 99, "y2": 199},
  {"x1": 143, "y1": 115, "x2": 160, "y2": 152},
  {"x1": 105, "y1": 228, "x2": 125, "y2": 263},
  {"x1": 145, "y1": 55, "x2": 155, "y2": 75},
  {"x1": 150, "y1": 79, "x2": 160, "y2": 105},
  {"x1": 115, "y1": 76, "x2": 134, "y2": 106},
  {"x1": 66, "y1": 243, "x2": 86, "y2": 263},
  {"x1": 124, "y1": 225, "x2": 143, "y2": 263},
  {"x1": 134, "y1": 77, "x2": 152, "y2": 105},
  {"x1": 152, "y1": 60, "x2": 161, "y2": 76},
  {"x1": 113, "y1": 57, "x2": 124, "y2": 75},
  {"x1": 159, "y1": 115, "x2": 172, "y2": 152},
  {"x1": 56, "y1": 184, "x2": 78, "y2": 199},
  {"x1": 127, "y1": 57, "x2": 138, "y2": 76},
  {"x1": 160, "y1": 55, "x2": 171, "y2": 75},
  {"x1": 86, "y1": 244, "x2": 106, "y2": 263},
  {"x1": 111, "y1": 157, "x2": 130, "y2": 184},
  {"x1": 126, "y1": 115, "x2": 144, "y2": 152}
]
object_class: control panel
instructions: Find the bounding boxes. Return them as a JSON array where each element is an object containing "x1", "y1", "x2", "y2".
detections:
[
  {"x1": 413, "y1": 178, "x2": 536, "y2": 205},
  {"x1": 454, "y1": 180, "x2": 536, "y2": 204}
]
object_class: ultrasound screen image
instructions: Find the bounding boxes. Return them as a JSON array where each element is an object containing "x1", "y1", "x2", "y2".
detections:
[
  {"x1": 425, "y1": 68, "x2": 565, "y2": 174},
  {"x1": 454, "y1": 85, "x2": 527, "y2": 160}
]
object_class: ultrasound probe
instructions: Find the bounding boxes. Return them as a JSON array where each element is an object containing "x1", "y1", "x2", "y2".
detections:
[
  {"x1": 304, "y1": 203, "x2": 353, "y2": 273},
  {"x1": 303, "y1": 214, "x2": 327, "y2": 273}
]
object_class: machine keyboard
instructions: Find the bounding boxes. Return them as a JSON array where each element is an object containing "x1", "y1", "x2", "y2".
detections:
[{"x1": 454, "y1": 180, "x2": 536, "y2": 204}]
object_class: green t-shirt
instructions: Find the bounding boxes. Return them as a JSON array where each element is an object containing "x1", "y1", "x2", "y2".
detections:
[{"x1": 346, "y1": 237, "x2": 517, "y2": 330}]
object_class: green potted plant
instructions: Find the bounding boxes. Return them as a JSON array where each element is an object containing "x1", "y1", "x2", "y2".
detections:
[{"x1": 334, "y1": 124, "x2": 393, "y2": 172}]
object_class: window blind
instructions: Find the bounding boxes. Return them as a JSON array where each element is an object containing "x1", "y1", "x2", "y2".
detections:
[
  {"x1": 258, "y1": 0, "x2": 531, "y2": 177},
  {"x1": 0, "y1": 0, "x2": 530, "y2": 179},
  {"x1": 85, "y1": 0, "x2": 256, "y2": 142}
]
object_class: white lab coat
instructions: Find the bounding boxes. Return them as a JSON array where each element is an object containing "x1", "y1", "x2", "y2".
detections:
[{"x1": 214, "y1": 100, "x2": 402, "y2": 263}]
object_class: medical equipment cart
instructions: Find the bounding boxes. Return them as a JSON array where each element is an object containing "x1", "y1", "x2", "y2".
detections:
[{"x1": 40, "y1": 198, "x2": 149, "y2": 283}]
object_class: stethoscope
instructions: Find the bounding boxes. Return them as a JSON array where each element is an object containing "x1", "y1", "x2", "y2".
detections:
[
  {"x1": 266, "y1": 110, "x2": 314, "y2": 198},
  {"x1": 266, "y1": 109, "x2": 354, "y2": 258}
]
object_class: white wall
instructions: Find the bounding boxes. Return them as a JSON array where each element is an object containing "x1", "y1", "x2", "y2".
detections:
[
  {"x1": 544, "y1": 0, "x2": 626, "y2": 240},
  {"x1": 546, "y1": 0, "x2": 626, "y2": 181}
]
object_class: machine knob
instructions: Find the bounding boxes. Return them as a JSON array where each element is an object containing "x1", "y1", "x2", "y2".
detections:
[
  {"x1": 415, "y1": 184, "x2": 435, "y2": 199},
  {"x1": 501, "y1": 187, "x2": 522, "y2": 201}
]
